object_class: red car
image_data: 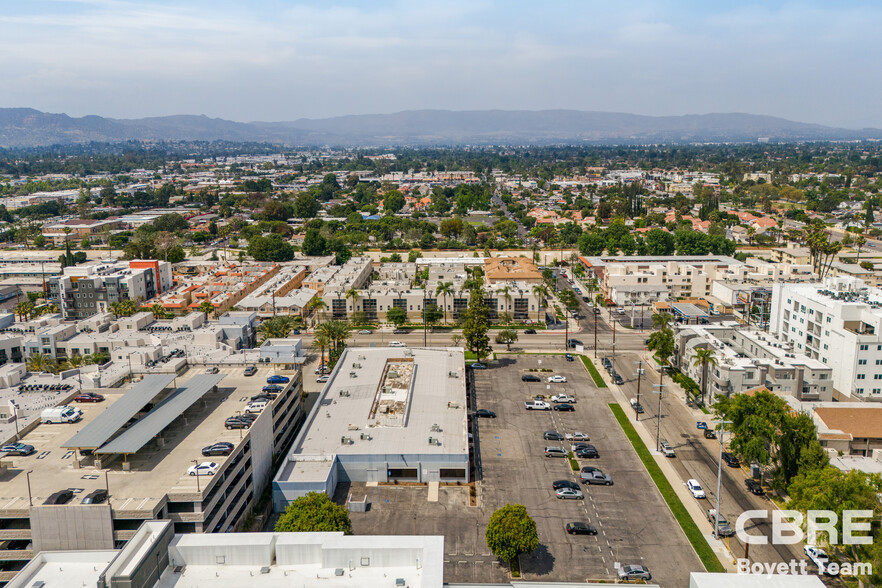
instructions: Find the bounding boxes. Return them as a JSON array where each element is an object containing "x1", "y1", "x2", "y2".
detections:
[{"x1": 74, "y1": 392, "x2": 105, "y2": 403}]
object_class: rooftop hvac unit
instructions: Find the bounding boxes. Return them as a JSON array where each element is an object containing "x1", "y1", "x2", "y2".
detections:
[
  {"x1": 260, "y1": 567, "x2": 271, "y2": 575},
  {"x1": 448, "y1": 371, "x2": 460, "y2": 378},
  {"x1": 339, "y1": 390, "x2": 350, "y2": 397},
  {"x1": 341, "y1": 436, "x2": 353, "y2": 445},
  {"x1": 359, "y1": 433, "x2": 372, "y2": 441},
  {"x1": 430, "y1": 424, "x2": 441, "y2": 432},
  {"x1": 347, "y1": 423, "x2": 359, "y2": 431}
]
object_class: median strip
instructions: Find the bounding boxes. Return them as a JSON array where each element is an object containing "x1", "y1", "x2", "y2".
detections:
[
  {"x1": 579, "y1": 355, "x2": 607, "y2": 388},
  {"x1": 608, "y1": 403, "x2": 725, "y2": 573}
]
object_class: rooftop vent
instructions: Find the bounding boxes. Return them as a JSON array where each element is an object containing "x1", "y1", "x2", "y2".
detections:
[{"x1": 260, "y1": 566, "x2": 271, "y2": 575}]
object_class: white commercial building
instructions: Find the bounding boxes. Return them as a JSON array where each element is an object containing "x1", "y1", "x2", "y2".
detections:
[
  {"x1": 771, "y1": 277, "x2": 882, "y2": 400},
  {"x1": 272, "y1": 347, "x2": 468, "y2": 510}
]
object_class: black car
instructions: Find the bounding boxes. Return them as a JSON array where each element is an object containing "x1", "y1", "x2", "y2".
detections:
[
  {"x1": 544, "y1": 431, "x2": 565, "y2": 440},
  {"x1": 602, "y1": 358, "x2": 612, "y2": 368},
  {"x1": 614, "y1": 375, "x2": 624, "y2": 385},
  {"x1": 262, "y1": 385, "x2": 283, "y2": 393},
  {"x1": 704, "y1": 429, "x2": 717, "y2": 439},
  {"x1": 565, "y1": 353, "x2": 574, "y2": 362},
  {"x1": 521, "y1": 374, "x2": 541, "y2": 382},
  {"x1": 567, "y1": 339, "x2": 583, "y2": 349},
  {"x1": 392, "y1": 328, "x2": 410, "y2": 334},
  {"x1": 225, "y1": 417, "x2": 251, "y2": 430},
  {"x1": 571, "y1": 442, "x2": 590, "y2": 452},
  {"x1": 554, "y1": 403, "x2": 575, "y2": 412},
  {"x1": 251, "y1": 393, "x2": 274, "y2": 402},
  {"x1": 576, "y1": 445, "x2": 599, "y2": 459},
  {"x1": 524, "y1": 329, "x2": 537, "y2": 334},
  {"x1": 632, "y1": 402, "x2": 644, "y2": 414},
  {"x1": 237, "y1": 412, "x2": 259, "y2": 422},
  {"x1": 553, "y1": 480, "x2": 580, "y2": 491},
  {"x1": 721, "y1": 452, "x2": 740, "y2": 467},
  {"x1": 745, "y1": 479, "x2": 765, "y2": 495},
  {"x1": 81, "y1": 489, "x2": 108, "y2": 504},
  {"x1": 566, "y1": 521, "x2": 598, "y2": 535},
  {"x1": 475, "y1": 409, "x2": 496, "y2": 418},
  {"x1": 45, "y1": 489, "x2": 74, "y2": 505},
  {"x1": 202, "y1": 442, "x2": 235, "y2": 456}
]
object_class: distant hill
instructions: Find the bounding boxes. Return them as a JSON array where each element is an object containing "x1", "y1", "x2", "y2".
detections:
[{"x1": 0, "y1": 107, "x2": 879, "y2": 147}]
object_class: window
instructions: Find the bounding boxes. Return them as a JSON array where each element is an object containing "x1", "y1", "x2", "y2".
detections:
[
  {"x1": 857, "y1": 388, "x2": 864, "y2": 394},
  {"x1": 857, "y1": 374, "x2": 866, "y2": 380},
  {"x1": 827, "y1": 317, "x2": 831, "y2": 323},
  {"x1": 859, "y1": 359, "x2": 868, "y2": 365},
  {"x1": 877, "y1": 360, "x2": 882, "y2": 365},
  {"x1": 874, "y1": 389, "x2": 880, "y2": 394},
  {"x1": 860, "y1": 344, "x2": 869, "y2": 351},
  {"x1": 874, "y1": 374, "x2": 882, "y2": 380}
]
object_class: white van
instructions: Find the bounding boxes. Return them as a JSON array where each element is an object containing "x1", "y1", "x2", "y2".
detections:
[
  {"x1": 245, "y1": 400, "x2": 267, "y2": 414},
  {"x1": 41, "y1": 406, "x2": 82, "y2": 424}
]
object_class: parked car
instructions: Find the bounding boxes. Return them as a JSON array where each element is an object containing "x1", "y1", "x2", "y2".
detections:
[
  {"x1": 660, "y1": 440, "x2": 675, "y2": 457},
  {"x1": 44, "y1": 489, "x2": 74, "y2": 505},
  {"x1": 804, "y1": 545, "x2": 836, "y2": 575},
  {"x1": 704, "y1": 428, "x2": 717, "y2": 439},
  {"x1": 524, "y1": 329, "x2": 537, "y2": 334},
  {"x1": 225, "y1": 417, "x2": 251, "y2": 430},
  {"x1": 469, "y1": 363, "x2": 487, "y2": 370},
  {"x1": 629, "y1": 398, "x2": 644, "y2": 413},
  {"x1": 358, "y1": 329, "x2": 373, "y2": 334},
  {"x1": 555, "y1": 487, "x2": 584, "y2": 500},
  {"x1": 392, "y1": 328, "x2": 410, "y2": 334},
  {"x1": 244, "y1": 366, "x2": 257, "y2": 376},
  {"x1": 524, "y1": 400, "x2": 551, "y2": 410},
  {"x1": 544, "y1": 447, "x2": 568, "y2": 458},
  {"x1": 617, "y1": 308, "x2": 626, "y2": 315},
  {"x1": 613, "y1": 374, "x2": 624, "y2": 385},
  {"x1": 205, "y1": 367, "x2": 219, "y2": 374},
  {"x1": 475, "y1": 409, "x2": 496, "y2": 418},
  {"x1": 1, "y1": 443, "x2": 35, "y2": 456},
  {"x1": 696, "y1": 421, "x2": 708, "y2": 430},
  {"x1": 263, "y1": 385, "x2": 283, "y2": 393},
  {"x1": 547, "y1": 375, "x2": 567, "y2": 383},
  {"x1": 745, "y1": 478, "x2": 765, "y2": 496},
  {"x1": 580, "y1": 467, "x2": 612, "y2": 485},
  {"x1": 565, "y1": 432, "x2": 589, "y2": 441},
  {"x1": 576, "y1": 445, "x2": 599, "y2": 459},
  {"x1": 687, "y1": 479, "x2": 706, "y2": 499},
  {"x1": 567, "y1": 339, "x2": 583, "y2": 349},
  {"x1": 314, "y1": 364, "x2": 329, "y2": 374},
  {"x1": 316, "y1": 375, "x2": 330, "y2": 383},
  {"x1": 707, "y1": 509, "x2": 734, "y2": 537},
  {"x1": 267, "y1": 375, "x2": 289, "y2": 384},
  {"x1": 571, "y1": 442, "x2": 590, "y2": 452},
  {"x1": 543, "y1": 431, "x2": 564, "y2": 441},
  {"x1": 81, "y1": 489, "x2": 108, "y2": 504},
  {"x1": 565, "y1": 353, "x2": 574, "y2": 362},
  {"x1": 602, "y1": 358, "x2": 612, "y2": 369},
  {"x1": 188, "y1": 462, "x2": 219, "y2": 476},
  {"x1": 618, "y1": 564, "x2": 652, "y2": 582},
  {"x1": 553, "y1": 403, "x2": 575, "y2": 412},
  {"x1": 720, "y1": 452, "x2": 739, "y2": 467},
  {"x1": 521, "y1": 374, "x2": 541, "y2": 382},
  {"x1": 245, "y1": 400, "x2": 267, "y2": 413},
  {"x1": 74, "y1": 392, "x2": 105, "y2": 403},
  {"x1": 552, "y1": 480, "x2": 580, "y2": 491},
  {"x1": 565, "y1": 521, "x2": 597, "y2": 535},
  {"x1": 551, "y1": 394, "x2": 575, "y2": 403},
  {"x1": 389, "y1": 341, "x2": 406, "y2": 348},
  {"x1": 202, "y1": 442, "x2": 234, "y2": 457}
]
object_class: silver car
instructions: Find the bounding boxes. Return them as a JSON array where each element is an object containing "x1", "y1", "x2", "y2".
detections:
[{"x1": 618, "y1": 564, "x2": 651, "y2": 582}]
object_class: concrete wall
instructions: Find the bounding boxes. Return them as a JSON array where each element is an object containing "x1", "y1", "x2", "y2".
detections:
[{"x1": 30, "y1": 504, "x2": 113, "y2": 552}]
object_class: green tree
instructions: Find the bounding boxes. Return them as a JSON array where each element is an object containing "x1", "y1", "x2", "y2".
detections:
[
  {"x1": 435, "y1": 281, "x2": 454, "y2": 325},
  {"x1": 274, "y1": 492, "x2": 352, "y2": 534},
  {"x1": 495, "y1": 329, "x2": 518, "y2": 350},
  {"x1": 198, "y1": 300, "x2": 215, "y2": 317},
  {"x1": 26, "y1": 352, "x2": 56, "y2": 374},
  {"x1": 423, "y1": 303, "x2": 443, "y2": 327},
  {"x1": 645, "y1": 228, "x2": 675, "y2": 256},
  {"x1": 386, "y1": 306, "x2": 407, "y2": 327},
  {"x1": 463, "y1": 289, "x2": 491, "y2": 361},
  {"x1": 258, "y1": 316, "x2": 297, "y2": 342},
  {"x1": 382, "y1": 190, "x2": 405, "y2": 214},
  {"x1": 485, "y1": 504, "x2": 539, "y2": 568},
  {"x1": 247, "y1": 234, "x2": 295, "y2": 262},
  {"x1": 301, "y1": 228, "x2": 328, "y2": 256},
  {"x1": 109, "y1": 299, "x2": 138, "y2": 318},
  {"x1": 577, "y1": 232, "x2": 606, "y2": 256},
  {"x1": 692, "y1": 347, "x2": 717, "y2": 405},
  {"x1": 293, "y1": 193, "x2": 320, "y2": 218}
]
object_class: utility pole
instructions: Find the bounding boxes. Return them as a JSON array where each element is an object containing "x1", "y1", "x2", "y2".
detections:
[
  {"x1": 653, "y1": 384, "x2": 665, "y2": 452},
  {"x1": 713, "y1": 420, "x2": 733, "y2": 540},
  {"x1": 634, "y1": 360, "x2": 643, "y2": 421},
  {"x1": 593, "y1": 307, "x2": 598, "y2": 358},
  {"x1": 423, "y1": 287, "x2": 428, "y2": 347}
]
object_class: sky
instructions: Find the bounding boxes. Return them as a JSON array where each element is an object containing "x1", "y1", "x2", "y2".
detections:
[{"x1": 1, "y1": 0, "x2": 880, "y2": 128}]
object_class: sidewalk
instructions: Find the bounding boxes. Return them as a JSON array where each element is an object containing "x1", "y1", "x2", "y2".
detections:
[{"x1": 603, "y1": 358, "x2": 738, "y2": 573}]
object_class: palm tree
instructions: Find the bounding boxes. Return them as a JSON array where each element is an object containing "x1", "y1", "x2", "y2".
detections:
[
  {"x1": 14, "y1": 301, "x2": 33, "y2": 322},
  {"x1": 346, "y1": 288, "x2": 360, "y2": 315},
  {"x1": 198, "y1": 300, "x2": 215, "y2": 318},
  {"x1": 65, "y1": 353, "x2": 86, "y2": 388},
  {"x1": 652, "y1": 312, "x2": 673, "y2": 332},
  {"x1": 692, "y1": 347, "x2": 717, "y2": 406},
  {"x1": 498, "y1": 286, "x2": 511, "y2": 314},
  {"x1": 532, "y1": 284, "x2": 548, "y2": 322},
  {"x1": 307, "y1": 297, "x2": 327, "y2": 326},
  {"x1": 26, "y1": 352, "x2": 55, "y2": 374},
  {"x1": 150, "y1": 303, "x2": 166, "y2": 320},
  {"x1": 258, "y1": 316, "x2": 296, "y2": 342},
  {"x1": 435, "y1": 281, "x2": 453, "y2": 325},
  {"x1": 313, "y1": 331, "x2": 331, "y2": 369}
]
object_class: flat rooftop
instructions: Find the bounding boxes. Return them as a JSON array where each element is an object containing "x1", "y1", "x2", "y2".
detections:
[
  {"x1": 0, "y1": 365, "x2": 284, "y2": 516},
  {"x1": 292, "y1": 347, "x2": 467, "y2": 458}
]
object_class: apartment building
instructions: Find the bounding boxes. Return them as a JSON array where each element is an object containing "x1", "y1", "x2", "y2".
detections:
[
  {"x1": 40, "y1": 218, "x2": 120, "y2": 246},
  {"x1": 47, "y1": 260, "x2": 173, "y2": 320},
  {"x1": 0, "y1": 367, "x2": 305, "y2": 584},
  {"x1": 771, "y1": 277, "x2": 882, "y2": 400},
  {"x1": 155, "y1": 262, "x2": 279, "y2": 316},
  {"x1": 579, "y1": 255, "x2": 743, "y2": 306},
  {"x1": 675, "y1": 324, "x2": 833, "y2": 403}
]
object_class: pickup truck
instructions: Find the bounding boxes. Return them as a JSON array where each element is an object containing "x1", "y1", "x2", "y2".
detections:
[
  {"x1": 524, "y1": 400, "x2": 551, "y2": 411},
  {"x1": 660, "y1": 440, "x2": 675, "y2": 457},
  {"x1": 551, "y1": 394, "x2": 575, "y2": 403},
  {"x1": 580, "y1": 468, "x2": 613, "y2": 485},
  {"x1": 706, "y1": 509, "x2": 734, "y2": 537}
]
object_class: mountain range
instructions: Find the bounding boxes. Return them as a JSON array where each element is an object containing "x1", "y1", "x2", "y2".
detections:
[{"x1": 0, "y1": 108, "x2": 879, "y2": 148}]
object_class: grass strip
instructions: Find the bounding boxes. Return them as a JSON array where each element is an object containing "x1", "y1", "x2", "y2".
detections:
[
  {"x1": 579, "y1": 355, "x2": 607, "y2": 388},
  {"x1": 608, "y1": 403, "x2": 725, "y2": 573}
]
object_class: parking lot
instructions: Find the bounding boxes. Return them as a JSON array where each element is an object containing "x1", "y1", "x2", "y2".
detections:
[{"x1": 338, "y1": 354, "x2": 702, "y2": 585}]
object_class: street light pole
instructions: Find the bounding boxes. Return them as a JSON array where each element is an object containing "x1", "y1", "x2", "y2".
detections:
[
  {"x1": 26, "y1": 470, "x2": 33, "y2": 506},
  {"x1": 653, "y1": 384, "x2": 665, "y2": 452},
  {"x1": 192, "y1": 460, "x2": 201, "y2": 493},
  {"x1": 634, "y1": 360, "x2": 643, "y2": 421},
  {"x1": 713, "y1": 420, "x2": 733, "y2": 539}
]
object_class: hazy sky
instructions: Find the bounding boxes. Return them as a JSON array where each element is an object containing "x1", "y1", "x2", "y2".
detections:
[{"x1": 2, "y1": 0, "x2": 880, "y2": 128}]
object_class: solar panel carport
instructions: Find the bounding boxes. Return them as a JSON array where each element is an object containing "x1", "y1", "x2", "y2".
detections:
[
  {"x1": 62, "y1": 374, "x2": 177, "y2": 450},
  {"x1": 95, "y1": 373, "x2": 225, "y2": 455}
]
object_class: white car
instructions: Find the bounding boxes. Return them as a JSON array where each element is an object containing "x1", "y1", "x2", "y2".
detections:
[
  {"x1": 389, "y1": 341, "x2": 406, "y2": 348},
  {"x1": 547, "y1": 375, "x2": 567, "y2": 383},
  {"x1": 617, "y1": 308, "x2": 626, "y2": 315},
  {"x1": 552, "y1": 394, "x2": 575, "y2": 403},
  {"x1": 565, "y1": 432, "x2": 589, "y2": 441},
  {"x1": 804, "y1": 545, "x2": 835, "y2": 575},
  {"x1": 188, "y1": 462, "x2": 219, "y2": 476},
  {"x1": 555, "y1": 487, "x2": 584, "y2": 500},
  {"x1": 686, "y1": 479, "x2": 706, "y2": 499},
  {"x1": 316, "y1": 375, "x2": 330, "y2": 383}
]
